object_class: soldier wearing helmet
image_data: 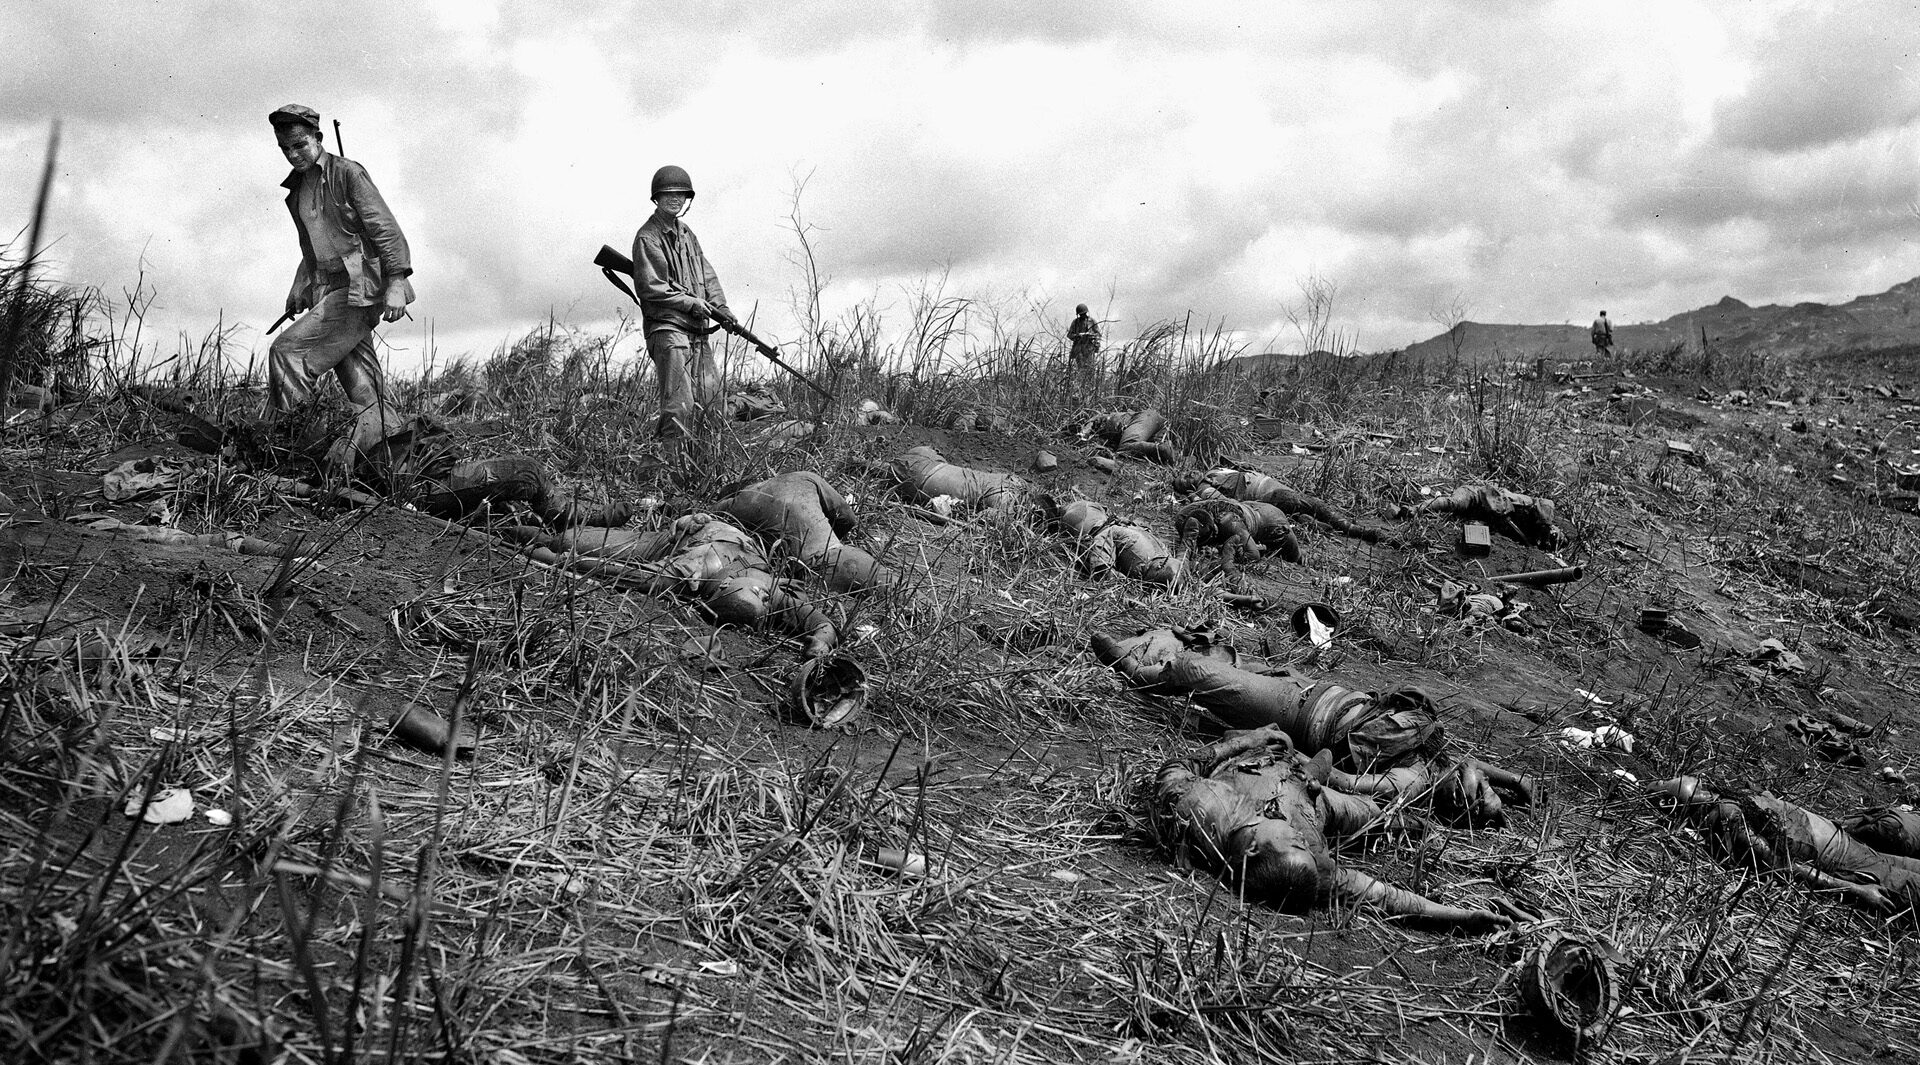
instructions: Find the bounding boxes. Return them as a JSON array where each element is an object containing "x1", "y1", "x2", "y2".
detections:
[
  {"x1": 632, "y1": 164, "x2": 734, "y2": 452},
  {"x1": 1067, "y1": 302, "x2": 1101, "y2": 378}
]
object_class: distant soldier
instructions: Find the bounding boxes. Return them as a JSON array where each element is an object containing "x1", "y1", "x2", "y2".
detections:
[
  {"x1": 1590, "y1": 310, "x2": 1613, "y2": 356},
  {"x1": 632, "y1": 165, "x2": 733, "y2": 455},
  {"x1": 266, "y1": 104, "x2": 414, "y2": 475},
  {"x1": 1068, "y1": 303, "x2": 1101, "y2": 372}
]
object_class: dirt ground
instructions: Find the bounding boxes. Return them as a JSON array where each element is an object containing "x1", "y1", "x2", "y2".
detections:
[{"x1": 4, "y1": 355, "x2": 1920, "y2": 1064}]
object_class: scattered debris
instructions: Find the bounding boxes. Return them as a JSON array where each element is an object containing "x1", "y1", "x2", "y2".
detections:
[
  {"x1": 386, "y1": 700, "x2": 475, "y2": 760},
  {"x1": 1514, "y1": 929, "x2": 1621, "y2": 1044},
  {"x1": 1749, "y1": 638, "x2": 1807, "y2": 674},
  {"x1": 1664, "y1": 440, "x2": 1704, "y2": 467},
  {"x1": 1786, "y1": 715, "x2": 1869, "y2": 767},
  {"x1": 1637, "y1": 608, "x2": 1702, "y2": 649},
  {"x1": 1606, "y1": 395, "x2": 1660, "y2": 425},
  {"x1": 786, "y1": 655, "x2": 869, "y2": 729},
  {"x1": 853, "y1": 398, "x2": 899, "y2": 425},
  {"x1": 7, "y1": 384, "x2": 55, "y2": 412},
  {"x1": 872, "y1": 847, "x2": 929, "y2": 878},
  {"x1": 1558, "y1": 725, "x2": 1634, "y2": 753},
  {"x1": 679, "y1": 634, "x2": 730, "y2": 672},
  {"x1": 125, "y1": 787, "x2": 194, "y2": 825},
  {"x1": 1460, "y1": 522, "x2": 1491, "y2": 557},
  {"x1": 101, "y1": 458, "x2": 183, "y2": 501},
  {"x1": 1491, "y1": 565, "x2": 1583, "y2": 589},
  {"x1": 1290, "y1": 602, "x2": 1338, "y2": 648}
]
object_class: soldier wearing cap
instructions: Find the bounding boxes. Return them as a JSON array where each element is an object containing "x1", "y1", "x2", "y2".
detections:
[
  {"x1": 266, "y1": 103, "x2": 414, "y2": 473},
  {"x1": 631, "y1": 165, "x2": 733, "y2": 455}
]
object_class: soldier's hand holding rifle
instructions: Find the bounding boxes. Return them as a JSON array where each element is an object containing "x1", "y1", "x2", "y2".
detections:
[{"x1": 382, "y1": 277, "x2": 415, "y2": 323}]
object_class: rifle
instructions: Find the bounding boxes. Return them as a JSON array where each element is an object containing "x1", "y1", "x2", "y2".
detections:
[
  {"x1": 1488, "y1": 565, "x2": 1584, "y2": 589},
  {"x1": 592, "y1": 244, "x2": 832, "y2": 401}
]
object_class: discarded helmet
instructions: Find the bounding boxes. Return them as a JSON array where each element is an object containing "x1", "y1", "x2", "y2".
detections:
[
  {"x1": 1289, "y1": 602, "x2": 1340, "y2": 640},
  {"x1": 1516, "y1": 930, "x2": 1620, "y2": 1043},
  {"x1": 651, "y1": 165, "x2": 695, "y2": 200},
  {"x1": 785, "y1": 656, "x2": 869, "y2": 729}
]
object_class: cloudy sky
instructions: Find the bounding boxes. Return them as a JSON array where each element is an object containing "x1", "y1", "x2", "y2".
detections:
[{"x1": 3, "y1": 0, "x2": 1917, "y2": 371}]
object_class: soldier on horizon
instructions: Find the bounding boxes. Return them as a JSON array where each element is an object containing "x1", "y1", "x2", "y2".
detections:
[
  {"x1": 1068, "y1": 303, "x2": 1101, "y2": 381},
  {"x1": 1590, "y1": 310, "x2": 1613, "y2": 356}
]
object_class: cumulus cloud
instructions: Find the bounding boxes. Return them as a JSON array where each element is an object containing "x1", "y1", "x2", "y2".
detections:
[
  {"x1": 2, "y1": 0, "x2": 1918, "y2": 370},
  {"x1": 1713, "y1": 2, "x2": 1920, "y2": 153}
]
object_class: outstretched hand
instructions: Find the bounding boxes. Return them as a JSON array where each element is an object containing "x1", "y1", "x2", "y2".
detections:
[{"x1": 1455, "y1": 908, "x2": 1514, "y2": 935}]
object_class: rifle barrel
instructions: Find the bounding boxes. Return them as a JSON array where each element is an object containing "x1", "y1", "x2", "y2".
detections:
[
  {"x1": 590, "y1": 243, "x2": 832, "y2": 402},
  {"x1": 1490, "y1": 565, "x2": 1584, "y2": 588}
]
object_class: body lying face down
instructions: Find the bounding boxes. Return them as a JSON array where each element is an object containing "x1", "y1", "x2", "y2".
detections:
[
  {"x1": 417, "y1": 455, "x2": 632, "y2": 529},
  {"x1": 1081, "y1": 409, "x2": 1178, "y2": 464},
  {"x1": 1173, "y1": 467, "x2": 1388, "y2": 544},
  {"x1": 1173, "y1": 498, "x2": 1301, "y2": 575},
  {"x1": 888, "y1": 446, "x2": 1036, "y2": 517},
  {"x1": 1094, "y1": 627, "x2": 1534, "y2": 826},
  {"x1": 1058, "y1": 500, "x2": 1184, "y2": 586},
  {"x1": 1154, "y1": 725, "x2": 1509, "y2": 931},
  {"x1": 714, "y1": 471, "x2": 881, "y2": 593},
  {"x1": 500, "y1": 513, "x2": 837, "y2": 658},
  {"x1": 1402, "y1": 484, "x2": 1566, "y2": 551},
  {"x1": 1655, "y1": 777, "x2": 1920, "y2": 914}
]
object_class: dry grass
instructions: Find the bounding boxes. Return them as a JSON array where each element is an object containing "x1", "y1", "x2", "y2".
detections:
[{"x1": 4, "y1": 272, "x2": 1920, "y2": 1064}]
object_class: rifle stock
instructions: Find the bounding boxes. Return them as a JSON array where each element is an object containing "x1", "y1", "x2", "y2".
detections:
[{"x1": 591, "y1": 244, "x2": 832, "y2": 401}]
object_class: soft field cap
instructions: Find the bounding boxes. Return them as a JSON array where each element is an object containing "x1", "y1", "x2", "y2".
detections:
[{"x1": 268, "y1": 104, "x2": 321, "y2": 129}]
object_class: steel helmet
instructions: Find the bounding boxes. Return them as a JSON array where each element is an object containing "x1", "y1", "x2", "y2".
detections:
[
  {"x1": 651, "y1": 165, "x2": 695, "y2": 200},
  {"x1": 1075, "y1": 303, "x2": 1088, "y2": 314}
]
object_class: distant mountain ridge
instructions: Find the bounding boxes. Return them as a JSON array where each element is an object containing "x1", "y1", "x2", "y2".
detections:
[
  {"x1": 1403, "y1": 275, "x2": 1920, "y2": 363},
  {"x1": 1224, "y1": 274, "x2": 1920, "y2": 370}
]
